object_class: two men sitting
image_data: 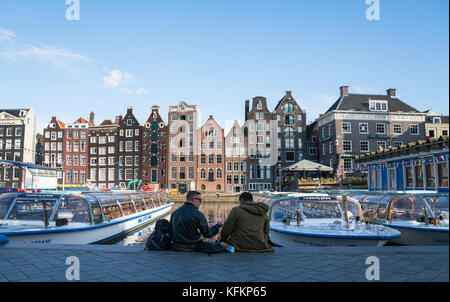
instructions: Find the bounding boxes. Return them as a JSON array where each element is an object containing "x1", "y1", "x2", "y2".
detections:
[{"x1": 168, "y1": 190, "x2": 274, "y2": 253}]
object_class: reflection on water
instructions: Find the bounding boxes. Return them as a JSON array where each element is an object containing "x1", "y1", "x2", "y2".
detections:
[{"x1": 112, "y1": 202, "x2": 238, "y2": 246}]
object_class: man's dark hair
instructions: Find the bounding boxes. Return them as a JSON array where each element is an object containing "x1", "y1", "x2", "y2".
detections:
[
  {"x1": 187, "y1": 190, "x2": 201, "y2": 202},
  {"x1": 239, "y1": 192, "x2": 253, "y2": 203}
]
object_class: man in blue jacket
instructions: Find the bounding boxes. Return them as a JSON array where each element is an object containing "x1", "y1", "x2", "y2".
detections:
[{"x1": 169, "y1": 190, "x2": 226, "y2": 253}]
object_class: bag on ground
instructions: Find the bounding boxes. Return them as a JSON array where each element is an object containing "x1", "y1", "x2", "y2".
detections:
[{"x1": 145, "y1": 219, "x2": 172, "y2": 251}]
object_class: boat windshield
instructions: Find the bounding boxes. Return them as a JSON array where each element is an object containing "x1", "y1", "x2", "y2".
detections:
[
  {"x1": 54, "y1": 195, "x2": 91, "y2": 224},
  {"x1": 7, "y1": 196, "x2": 59, "y2": 221},
  {"x1": 389, "y1": 195, "x2": 430, "y2": 221},
  {"x1": 0, "y1": 194, "x2": 15, "y2": 219},
  {"x1": 301, "y1": 201, "x2": 342, "y2": 219},
  {"x1": 424, "y1": 196, "x2": 449, "y2": 219}
]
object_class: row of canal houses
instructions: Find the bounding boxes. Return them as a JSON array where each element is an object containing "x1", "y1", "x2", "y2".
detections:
[{"x1": 37, "y1": 86, "x2": 449, "y2": 193}]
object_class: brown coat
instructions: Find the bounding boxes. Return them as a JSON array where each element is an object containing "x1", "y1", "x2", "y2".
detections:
[{"x1": 220, "y1": 202, "x2": 274, "y2": 253}]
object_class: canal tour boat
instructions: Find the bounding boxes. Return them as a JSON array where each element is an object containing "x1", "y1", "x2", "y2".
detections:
[
  {"x1": 0, "y1": 191, "x2": 174, "y2": 245},
  {"x1": 255, "y1": 193, "x2": 401, "y2": 247},
  {"x1": 344, "y1": 193, "x2": 449, "y2": 246}
]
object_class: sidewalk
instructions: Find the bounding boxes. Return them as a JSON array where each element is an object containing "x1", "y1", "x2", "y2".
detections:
[{"x1": 0, "y1": 233, "x2": 448, "y2": 282}]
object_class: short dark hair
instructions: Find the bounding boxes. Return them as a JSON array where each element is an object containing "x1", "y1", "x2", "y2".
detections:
[
  {"x1": 239, "y1": 192, "x2": 253, "y2": 203},
  {"x1": 187, "y1": 190, "x2": 201, "y2": 202}
]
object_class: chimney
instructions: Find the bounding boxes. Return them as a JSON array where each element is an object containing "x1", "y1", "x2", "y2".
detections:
[
  {"x1": 340, "y1": 86, "x2": 349, "y2": 97},
  {"x1": 286, "y1": 91, "x2": 292, "y2": 98},
  {"x1": 387, "y1": 88, "x2": 396, "y2": 98},
  {"x1": 115, "y1": 115, "x2": 122, "y2": 125},
  {"x1": 89, "y1": 112, "x2": 95, "y2": 127},
  {"x1": 245, "y1": 100, "x2": 250, "y2": 121}
]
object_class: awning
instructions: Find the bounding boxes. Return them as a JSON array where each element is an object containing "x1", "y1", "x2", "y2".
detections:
[
  {"x1": 282, "y1": 159, "x2": 333, "y2": 172},
  {"x1": 0, "y1": 160, "x2": 65, "y2": 172}
]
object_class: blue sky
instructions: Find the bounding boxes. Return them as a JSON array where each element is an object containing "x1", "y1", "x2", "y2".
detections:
[{"x1": 0, "y1": 0, "x2": 448, "y2": 134}]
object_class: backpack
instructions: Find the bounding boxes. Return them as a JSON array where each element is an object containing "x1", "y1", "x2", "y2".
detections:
[{"x1": 144, "y1": 219, "x2": 172, "y2": 251}]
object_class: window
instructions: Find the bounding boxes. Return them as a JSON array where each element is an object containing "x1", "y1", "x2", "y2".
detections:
[
  {"x1": 343, "y1": 141, "x2": 352, "y2": 152},
  {"x1": 284, "y1": 103, "x2": 294, "y2": 113},
  {"x1": 127, "y1": 119, "x2": 132, "y2": 126},
  {"x1": 256, "y1": 112, "x2": 264, "y2": 120},
  {"x1": 179, "y1": 167, "x2": 186, "y2": 179},
  {"x1": 257, "y1": 102, "x2": 262, "y2": 110},
  {"x1": 285, "y1": 115, "x2": 294, "y2": 125},
  {"x1": 425, "y1": 163, "x2": 435, "y2": 188},
  {"x1": 200, "y1": 168, "x2": 206, "y2": 179},
  {"x1": 309, "y1": 147, "x2": 317, "y2": 156},
  {"x1": 171, "y1": 167, "x2": 177, "y2": 179},
  {"x1": 410, "y1": 124, "x2": 419, "y2": 135},
  {"x1": 216, "y1": 168, "x2": 222, "y2": 179},
  {"x1": 285, "y1": 138, "x2": 295, "y2": 148},
  {"x1": 125, "y1": 141, "x2": 133, "y2": 152},
  {"x1": 99, "y1": 136, "x2": 107, "y2": 144},
  {"x1": 208, "y1": 154, "x2": 214, "y2": 164},
  {"x1": 359, "y1": 123, "x2": 368, "y2": 134},
  {"x1": 376, "y1": 123, "x2": 386, "y2": 134},
  {"x1": 125, "y1": 129, "x2": 133, "y2": 137},
  {"x1": 284, "y1": 127, "x2": 294, "y2": 137},
  {"x1": 369, "y1": 101, "x2": 388, "y2": 111},
  {"x1": 15, "y1": 128, "x2": 22, "y2": 137},
  {"x1": 438, "y1": 162, "x2": 448, "y2": 187},
  {"x1": 108, "y1": 136, "x2": 115, "y2": 143},
  {"x1": 415, "y1": 163, "x2": 424, "y2": 188},
  {"x1": 393, "y1": 124, "x2": 402, "y2": 134},
  {"x1": 377, "y1": 141, "x2": 386, "y2": 150},
  {"x1": 286, "y1": 151, "x2": 295, "y2": 162},
  {"x1": 443, "y1": 130, "x2": 448, "y2": 136},
  {"x1": 393, "y1": 141, "x2": 403, "y2": 148},
  {"x1": 342, "y1": 122, "x2": 351, "y2": 134},
  {"x1": 360, "y1": 141, "x2": 369, "y2": 152},
  {"x1": 343, "y1": 158, "x2": 353, "y2": 170}
]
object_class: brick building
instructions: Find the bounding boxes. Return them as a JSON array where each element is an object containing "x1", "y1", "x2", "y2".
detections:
[
  {"x1": 117, "y1": 107, "x2": 142, "y2": 188},
  {"x1": 273, "y1": 91, "x2": 307, "y2": 189},
  {"x1": 88, "y1": 118, "x2": 119, "y2": 189},
  {"x1": 244, "y1": 97, "x2": 277, "y2": 192},
  {"x1": 198, "y1": 115, "x2": 225, "y2": 192},
  {"x1": 225, "y1": 120, "x2": 247, "y2": 192},
  {"x1": 64, "y1": 117, "x2": 89, "y2": 185},
  {"x1": 142, "y1": 105, "x2": 168, "y2": 190},
  {"x1": 43, "y1": 116, "x2": 65, "y2": 184},
  {"x1": 168, "y1": 101, "x2": 199, "y2": 194},
  {"x1": 316, "y1": 86, "x2": 427, "y2": 177}
]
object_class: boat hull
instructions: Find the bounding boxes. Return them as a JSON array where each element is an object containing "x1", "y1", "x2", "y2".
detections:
[
  {"x1": 270, "y1": 228, "x2": 390, "y2": 247},
  {"x1": 2, "y1": 203, "x2": 174, "y2": 245},
  {"x1": 381, "y1": 223, "x2": 449, "y2": 246}
]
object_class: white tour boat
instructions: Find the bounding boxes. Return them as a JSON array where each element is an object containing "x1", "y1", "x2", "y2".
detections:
[
  {"x1": 255, "y1": 193, "x2": 401, "y2": 247},
  {"x1": 0, "y1": 191, "x2": 174, "y2": 245},
  {"x1": 350, "y1": 193, "x2": 449, "y2": 245}
]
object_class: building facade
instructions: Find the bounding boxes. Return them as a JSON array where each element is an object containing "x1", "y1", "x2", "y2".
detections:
[
  {"x1": 198, "y1": 115, "x2": 225, "y2": 192},
  {"x1": 0, "y1": 108, "x2": 36, "y2": 188},
  {"x1": 316, "y1": 86, "x2": 427, "y2": 177},
  {"x1": 88, "y1": 119, "x2": 119, "y2": 189},
  {"x1": 142, "y1": 106, "x2": 168, "y2": 190},
  {"x1": 117, "y1": 107, "x2": 142, "y2": 188},
  {"x1": 43, "y1": 116, "x2": 65, "y2": 184},
  {"x1": 168, "y1": 101, "x2": 199, "y2": 194},
  {"x1": 273, "y1": 91, "x2": 307, "y2": 189},
  {"x1": 424, "y1": 109, "x2": 449, "y2": 139},
  {"x1": 225, "y1": 121, "x2": 247, "y2": 193},
  {"x1": 356, "y1": 136, "x2": 449, "y2": 193},
  {"x1": 306, "y1": 121, "x2": 320, "y2": 163},
  {"x1": 244, "y1": 97, "x2": 277, "y2": 192},
  {"x1": 64, "y1": 118, "x2": 89, "y2": 186}
]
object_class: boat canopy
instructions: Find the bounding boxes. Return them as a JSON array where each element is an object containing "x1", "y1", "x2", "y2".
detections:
[
  {"x1": 0, "y1": 191, "x2": 170, "y2": 226},
  {"x1": 339, "y1": 193, "x2": 449, "y2": 222}
]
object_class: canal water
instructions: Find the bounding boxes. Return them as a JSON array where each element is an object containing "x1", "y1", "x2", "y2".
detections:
[{"x1": 111, "y1": 202, "x2": 238, "y2": 246}]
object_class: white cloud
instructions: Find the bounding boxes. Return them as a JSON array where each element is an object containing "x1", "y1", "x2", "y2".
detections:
[
  {"x1": 136, "y1": 87, "x2": 148, "y2": 95},
  {"x1": 0, "y1": 27, "x2": 90, "y2": 69},
  {"x1": 120, "y1": 87, "x2": 133, "y2": 94},
  {"x1": 0, "y1": 28, "x2": 16, "y2": 41},
  {"x1": 103, "y1": 69, "x2": 134, "y2": 88}
]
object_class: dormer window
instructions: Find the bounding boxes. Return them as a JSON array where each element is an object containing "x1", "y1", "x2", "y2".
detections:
[
  {"x1": 19, "y1": 110, "x2": 27, "y2": 117},
  {"x1": 369, "y1": 100, "x2": 388, "y2": 112},
  {"x1": 257, "y1": 102, "x2": 262, "y2": 110},
  {"x1": 433, "y1": 117, "x2": 441, "y2": 124}
]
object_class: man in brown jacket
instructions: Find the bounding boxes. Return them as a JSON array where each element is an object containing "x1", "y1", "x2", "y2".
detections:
[{"x1": 219, "y1": 192, "x2": 274, "y2": 253}]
